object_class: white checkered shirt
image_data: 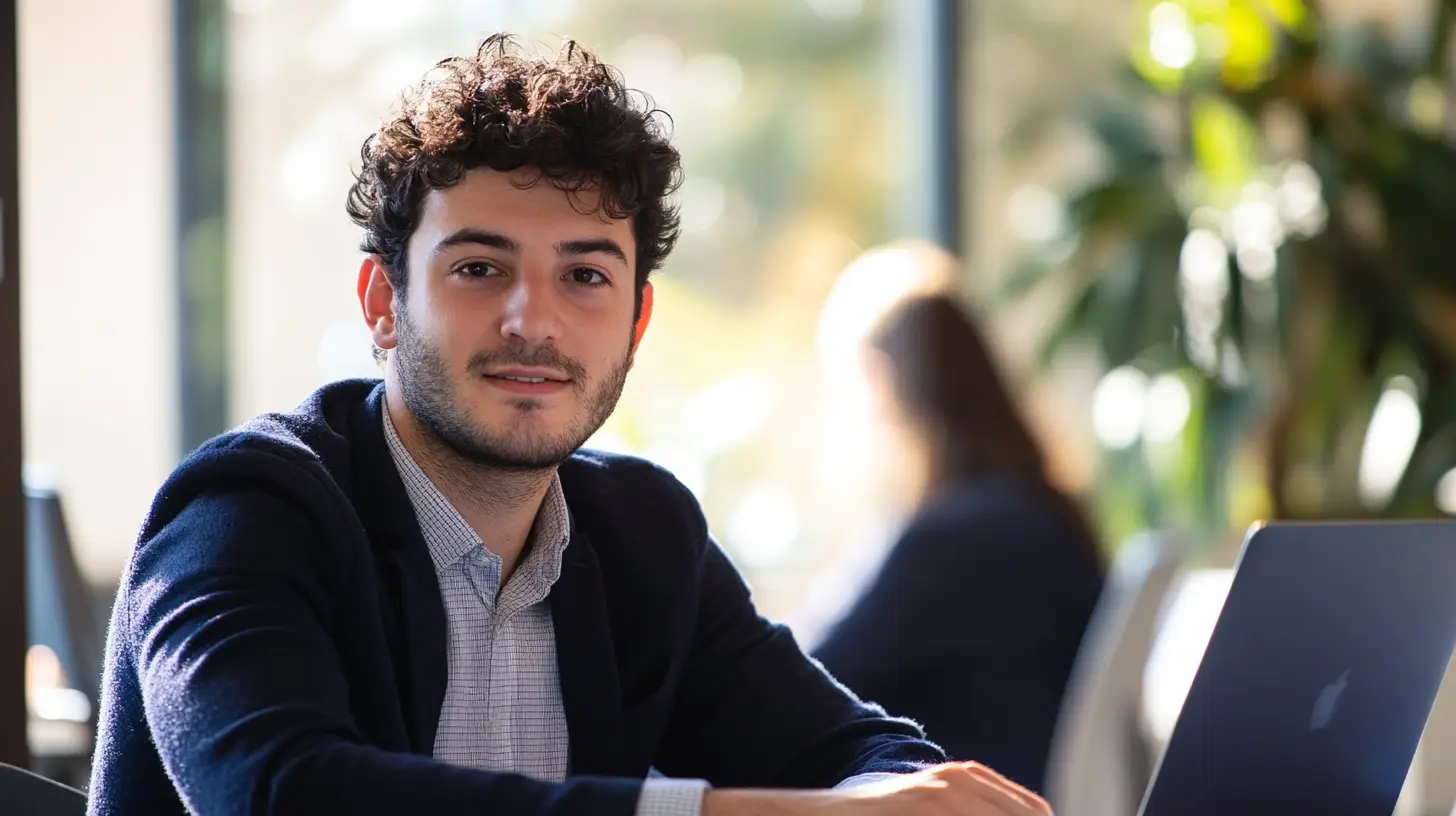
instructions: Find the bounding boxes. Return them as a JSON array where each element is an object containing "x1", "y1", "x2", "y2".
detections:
[{"x1": 383, "y1": 407, "x2": 708, "y2": 814}]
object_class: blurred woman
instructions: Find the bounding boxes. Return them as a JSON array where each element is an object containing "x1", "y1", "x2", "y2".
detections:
[{"x1": 812, "y1": 289, "x2": 1106, "y2": 794}]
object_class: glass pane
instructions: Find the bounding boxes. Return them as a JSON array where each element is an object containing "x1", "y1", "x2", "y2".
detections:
[
  {"x1": 20, "y1": 0, "x2": 177, "y2": 584},
  {"x1": 967, "y1": 0, "x2": 1132, "y2": 531},
  {"x1": 226, "y1": 0, "x2": 928, "y2": 618}
]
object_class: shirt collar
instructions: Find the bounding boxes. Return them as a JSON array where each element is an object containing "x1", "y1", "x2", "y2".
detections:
[{"x1": 381, "y1": 402, "x2": 571, "y2": 592}]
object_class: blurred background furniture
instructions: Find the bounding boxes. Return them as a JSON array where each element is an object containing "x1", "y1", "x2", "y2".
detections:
[
  {"x1": 25, "y1": 478, "x2": 102, "y2": 789},
  {"x1": 1043, "y1": 530, "x2": 1184, "y2": 816},
  {"x1": 0, "y1": 761, "x2": 86, "y2": 815}
]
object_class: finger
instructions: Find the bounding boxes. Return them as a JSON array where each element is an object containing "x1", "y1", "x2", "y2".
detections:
[
  {"x1": 966, "y1": 763, "x2": 1046, "y2": 801},
  {"x1": 927, "y1": 762, "x2": 1050, "y2": 815},
  {"x1": 962, "y1": 784, "x2": 1050, "y2": 816},
  {"x1": 959, "y1": 765, "x2": 1050, "y2": 815}
]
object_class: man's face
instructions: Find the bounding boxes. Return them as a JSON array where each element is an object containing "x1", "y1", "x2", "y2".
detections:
[{"x1": 384, "y1": 168, "x2": 639, "y2": 470}]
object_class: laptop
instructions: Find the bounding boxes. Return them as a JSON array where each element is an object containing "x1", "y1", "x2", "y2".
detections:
[{"x1": 1138, "y1": 521, "x2": 1456, "y2": 816}]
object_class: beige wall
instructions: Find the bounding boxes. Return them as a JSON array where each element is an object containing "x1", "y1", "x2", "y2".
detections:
[{"x1": 19, "y1": 0, "x2": 176, "y2": 583}]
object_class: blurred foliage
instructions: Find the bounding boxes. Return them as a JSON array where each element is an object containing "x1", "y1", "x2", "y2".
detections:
[{"x1": 1000, "y1": 0, "x2": 1456, "y2": 548}]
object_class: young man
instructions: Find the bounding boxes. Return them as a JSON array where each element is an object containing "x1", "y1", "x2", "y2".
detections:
[{"x1": 88, "y1": 35, "x2": 1051, "y2": 816}]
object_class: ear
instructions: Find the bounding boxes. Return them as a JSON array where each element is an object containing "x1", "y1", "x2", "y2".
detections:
[
  {"x1": 358, "y1": 256, "x2": 398, "y2": 354},
  {"x1": 629, "y1": 282, "x2": 654, "y2": 368}
]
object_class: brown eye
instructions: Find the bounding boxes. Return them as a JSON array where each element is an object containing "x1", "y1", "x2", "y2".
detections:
[
  {"x1": 568, "y1": 268, "x2": 609, "y2": 286},
  {"x1": 454, "y1": 261, "x2": 501, "y2": 279}
]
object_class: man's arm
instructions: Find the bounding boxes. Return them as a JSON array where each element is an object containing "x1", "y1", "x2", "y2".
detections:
[
  {"x1": 650, "y1": 532, "x2": 945, "y2": 789},
  {"x1": 636, "y1": 494, "x2": 1051, "y2": 814},
  {"x1": 126, "y1": 488, "x2": 640, "y2": 816}
]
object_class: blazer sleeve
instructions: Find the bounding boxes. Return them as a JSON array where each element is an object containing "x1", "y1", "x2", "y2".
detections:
[
  {"x1": 650, "y1": 532, "x2": 946, "y2": 789},
  {"x1": 124, "y1": 487, "x2": 642, "y2": 816}
]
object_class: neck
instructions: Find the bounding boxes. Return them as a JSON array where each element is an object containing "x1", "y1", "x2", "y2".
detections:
[{"x1": 385, "y1": 390, "x2": 553, "y2": 584}]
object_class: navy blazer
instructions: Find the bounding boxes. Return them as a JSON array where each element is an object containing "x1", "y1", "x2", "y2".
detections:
[
  {"x1": 88, "y1": 380, "x2": 943, "y2": 815},
  {"x1": 813, "y1": 477, "x2": 1104, "y2": 793}
]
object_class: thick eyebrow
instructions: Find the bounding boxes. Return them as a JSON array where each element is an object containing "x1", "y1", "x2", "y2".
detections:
[
  {"x1": 557, "y1": 238, "x2": 629, "y2": 267},
  {"x1": 429, "y1": 228, "x2": 519, "y2": 260}
]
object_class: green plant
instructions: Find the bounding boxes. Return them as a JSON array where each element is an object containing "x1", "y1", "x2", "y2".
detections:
[{"x1": 1002, "y1": 0, "x2": 1456, "y2": 546}]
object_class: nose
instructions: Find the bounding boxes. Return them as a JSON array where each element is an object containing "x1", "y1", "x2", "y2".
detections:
[{"x1": 498, "y1": 273, "x2": 565, "y2": 347}]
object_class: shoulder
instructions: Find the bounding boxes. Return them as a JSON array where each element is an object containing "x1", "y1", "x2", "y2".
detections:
[
  {"x1": 141, "y1": 379, "x2": 380, "y2": 545},
  {"x1": 123, "y1": 383, "x2": 385, "y2": 617},
  {"x1": 558, "y1": 449, "x2": 709, "y2": 576},
  {"x1": 559, "y1": 449, "x2": 704, "y2": 525},
  {"x1": 892, "y1": 477, "x2": 1089, "y2": 571},
  {"x1": 910, "y1": 477, "x2": 1062, "y2": 533}
]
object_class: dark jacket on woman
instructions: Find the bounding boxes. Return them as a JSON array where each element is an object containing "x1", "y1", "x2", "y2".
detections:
[{"x1": 813, "y1": 475, "x2": 1105, "y2": 792}]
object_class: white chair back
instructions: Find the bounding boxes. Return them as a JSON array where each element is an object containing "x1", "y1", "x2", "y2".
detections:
[{"x1": 1043, "y1": 530, "x2": 1185, "y2": 816}]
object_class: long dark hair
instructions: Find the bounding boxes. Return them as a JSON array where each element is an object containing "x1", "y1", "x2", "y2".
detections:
[{"x1": 868, "y1": 293, "x2": 1105, "y2": 567}]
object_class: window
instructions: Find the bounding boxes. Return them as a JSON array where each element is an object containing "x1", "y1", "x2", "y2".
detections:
[{"x1": 225, "y1": 0, "x2": 934, "y2": 619}]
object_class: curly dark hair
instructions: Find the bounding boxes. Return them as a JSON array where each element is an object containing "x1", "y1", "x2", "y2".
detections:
[{"x1": 346, "y1": 33, "x2": 683, "y2": 314}]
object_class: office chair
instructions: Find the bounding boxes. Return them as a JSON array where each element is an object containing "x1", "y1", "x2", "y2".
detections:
[
  {"x1": 1043, "y1": 530, "x2": 1186, "y2": 816},
  {"x1": 24, "y1": 481, "x2": 103, "y2": 708},
  {"x1": 0, "y1": 762, "x2": 86, "y2": 815},
  {"x1": 24, "y1": 477, "x2": 104, "y2": 787}
]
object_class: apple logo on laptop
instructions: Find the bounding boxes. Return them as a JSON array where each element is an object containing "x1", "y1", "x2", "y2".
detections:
[{"x1": 1310, "y1": 670, "x2": 1349, "y2": 731}]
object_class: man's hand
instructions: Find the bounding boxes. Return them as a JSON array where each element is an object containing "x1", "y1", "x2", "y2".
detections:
[
  {"x1": 701, "y1": 761, "x2": 1053, "y2": 815},
  {"x1": 833, "y1": 762, "x2": 1052, "y2": 814}
]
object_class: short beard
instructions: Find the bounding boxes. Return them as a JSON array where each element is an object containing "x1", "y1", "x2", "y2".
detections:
[{"x1": 394, "y1": 307, "x2": 630, "y2": 473}]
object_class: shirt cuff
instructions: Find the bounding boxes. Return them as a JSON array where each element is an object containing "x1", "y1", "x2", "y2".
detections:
[
  {"x1": 835, "y1": 772, "x2": 902, "y2": 789},
  {"x1": 635, "y1": 777, "x2": 710, "y2": 816}
]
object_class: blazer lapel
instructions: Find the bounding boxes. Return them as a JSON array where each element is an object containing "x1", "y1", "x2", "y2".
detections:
[
  {"x1": 352, "y1": 385, "x2": 449, "y2": 755},
  {"x1": 387, "y1": 545, "x2": 449, "y2": 754},
  {"x1": 551, "y1": 525, "x2": 627, "y2": 776}
]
